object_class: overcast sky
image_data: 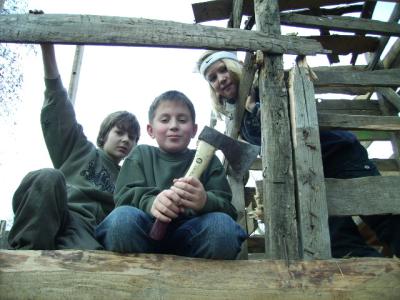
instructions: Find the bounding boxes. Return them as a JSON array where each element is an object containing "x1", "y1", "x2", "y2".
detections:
[{"x1": 0, "y1": 0, "x2": 396, "y2": 227}]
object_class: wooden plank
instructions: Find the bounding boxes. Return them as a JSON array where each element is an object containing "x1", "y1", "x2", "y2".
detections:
[
  {"x1": 67, "y1": 45, "x2": 84, "y2": 106},
  {"x1": 281, "y1": 13, "x2": 400, "y2": 37},
  {"x1": 312, "y1": 68, "x2": 400, "y2": 88},
  {"x1": 350, "y1": 1, "x2": 376, "y2": 65},
  {"x1": 383, "y1": 37, "x2": 400, "y2": 69},
  {"x1": 316, "y1": 99, "x2": 383, "y2": 116},
  {"x1": 1, "y1": 250, "x2": 400, "y2": 300},
  {"x1": 315, "y1": 86, "x2": 378, "y2": 95},
  {"x1": 325, "y1": 176, "x2": 400, "y2": 216},
  {"x1": 288, "y1": 59, "x2": 331, "y2": 259},
  {"x1": 309, "y1": 35, "x2": 379, "y2": 55},
  {"x1": 368, "y1": 3, "x2": 400, "y2": 70},
  {"x1": 372, "y1": 158, "x2": 400, "y2": 172},
  {"x1": 256, "y1": 0, "x2": 299, "y2": 260},
  {"x1": 192, "y1": 0, "x2": 371, "y2": 23},
  {"x1": 223, "y1": 53, "x2": 257, "y2": 259},
  {"x1": 376, "y1": 87, "x2": 400, "y2": 112},
  {"x1": 351, "y1": 131, "x2": 392, "y2": 141},
  {"x1": 0, "y1": 14, "x2": 328, "y2": 55},
  {"x1": 318, "y1": 113, "x2": 400, "y2": 131},
  {"x1": 251, "y1": 157, "x2": 399, "y2": 172}
]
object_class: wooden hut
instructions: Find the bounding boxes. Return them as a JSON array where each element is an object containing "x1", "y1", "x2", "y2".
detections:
[{"x1": 1, "y1": 0, "x2": 399, "y2": 298}]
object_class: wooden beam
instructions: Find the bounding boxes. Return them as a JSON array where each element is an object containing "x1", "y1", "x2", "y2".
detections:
[
  {"x1": 316, "y1": 99, "x2": 383, "y2": 116},
  {"x1": 350, "y1": 1, "x2": 376, "y2": 65},
  {"x1": 280, "y1": 13, "x2": 400, "y2": 37},
  {"x1": 288, "y1": 60, "x2": 331, "y2": 259},
  {"x1": 352, "y1": 131, "x2": 392, "y2": 142},
  {"x1": 318, "y1": 113, "x2": 400, "y2": 131},
  {"x1": 0, "y1": 14, "x2": 328, "y2": 55},
  {"x1": 326, "y1": 176, "x2": 400, "y2": 215},
  {"x1": 383, "y1": 38, "x2": 400, "y2": 69},
  {"x1": 315, "y1": 86, "x2": 378, "y2": 95},
  {"x1": 371, "y1": 158, "x2": 400, "y2": 172},
  {"x1": 67, "y1": 45, "x2": 84, "y2": 106},
  {"x1": 1, "y1": 250, "x2": 400, "y2": 299},
  {"x1": 192, "y1": 0, "x2": 372, "y2": 23},
  {"x1": 309, "y1": 35, "x2": 379, "y2": 56},
  {"x1": 367, "y1": 3, "x2": 400, "y2": 70},
  {"x1": 256, "y1": 0, "x2": 299, "y2": 260},
  {"x1": 376, "y1": 87, "x2": 400, "y2": 112},
  {"x1": 312, "y1": 68, "x2": 400, "y2": 88}
]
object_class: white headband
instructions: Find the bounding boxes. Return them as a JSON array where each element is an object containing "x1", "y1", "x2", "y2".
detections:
[{"x1": 199, "y1": 51, "x2": 238, "y2": 77}]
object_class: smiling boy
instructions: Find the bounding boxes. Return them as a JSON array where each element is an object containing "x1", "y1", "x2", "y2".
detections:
[
  {"x1": 96, "y1": 90, "x2": 247, "y2": 259},
  {"x1": 8, "y1": 44, "x2": 140, "y2": 250}
]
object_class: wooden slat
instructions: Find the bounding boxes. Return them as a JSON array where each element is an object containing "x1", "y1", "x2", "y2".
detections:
[
  {"x1": 192, "y1": 0, "x2": 369, "y2": 23},
  {"x1": 375, "y1": 87, "x2": 400, "y2": 112},
  {"x1": 280, "y1": 13, "x2": 400, "y2": 37},
  {"x1": 368, "y1": 3, "x2": 400, "y2": 70},
  {"x1": 288, "y1": 61, "x2": 331, "y2": 259},
  {"x1": 317, "y1": 99, "x2": 383, "y2": 116},
  {"x1": 1, "y1": 250, "x2": 400, "y2": 299},
  {"x1": 0, "y1": 14, "x2": 328, "y2": 55},
  {"x1": 312, "y1": 68, "x2": 400, "y2": 88},
  {"x1": 67, "y1": 45, "x2": 84, "y2": 106},
  {"x1": 350, "y1": 1, "x2": 376, "y2": 65},
  {"x1": 308, "y1": 35, "x2": 379, "y2": 56},
  {"x1": 318, "y1": 113, "x2": 400, "y2": 131},
  {"x1": 251, "y1": 157, "x2": 399, "y2": 172},
  {"x1": 351, "y1": 131, "x2": 392, "y2": 141},
  {"x1": 256, "y1": 0, "x2": 299, "y2": 260},
  {"x1": 326, "y1": 176, "x2": 400, "y2": 216},
  {"x1": 315, "y1": 86, "x2": 378, "y2": 95},
  {"x1": 383, "y1": 38, "x2": 400, "y2": 69},
  {"x1": 372, "y1": 158, "x2": 400, "y2": 172}
]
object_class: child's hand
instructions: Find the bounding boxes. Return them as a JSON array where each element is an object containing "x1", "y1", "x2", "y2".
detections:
[
  {"x1": 172, "y1": 177, "x2": 207, "y2": 212},
  {"x1": 151, "y1": 189, "x2": 183, "y2": 223},
  {"x1": 245, "y1": 94, "x2": 256, "y2": 113}
]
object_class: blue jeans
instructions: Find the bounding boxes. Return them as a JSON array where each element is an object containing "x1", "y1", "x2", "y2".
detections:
[{"x1": 96, "y1": 206, "x2": 247, "y2": 259}]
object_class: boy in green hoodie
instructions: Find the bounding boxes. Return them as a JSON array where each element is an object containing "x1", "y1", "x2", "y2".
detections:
[
  {"x1": 96, "y1": 90, "x2": 247, "y2": 259},
  {"x1": 8, "y1": 44, "x2": 140, "y2": 250}
]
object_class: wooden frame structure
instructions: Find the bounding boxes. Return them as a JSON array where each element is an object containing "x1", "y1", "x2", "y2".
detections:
[{"x1": 1, "y1": 0, "x2": 400, "y2": 298}]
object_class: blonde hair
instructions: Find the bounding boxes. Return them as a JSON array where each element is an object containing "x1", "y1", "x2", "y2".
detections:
[{"x1": 197, "y1": 51, "x2": 243, "y2": 120}]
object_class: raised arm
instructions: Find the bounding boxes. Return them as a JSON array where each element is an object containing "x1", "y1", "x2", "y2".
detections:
[{"x1": 40, "y1": 44, "x2": 60, "y2": 79}]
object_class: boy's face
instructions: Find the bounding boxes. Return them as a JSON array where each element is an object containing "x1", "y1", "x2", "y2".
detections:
[
  {"x1": 205, "y1": 60, "x2": 238, "y2": 101},
  {"x1": 147, "y1": 100, "x2": 197, "y2": 153},
  {"x1": 103, "y1": 126, "x2": 137, "y2": 164}
]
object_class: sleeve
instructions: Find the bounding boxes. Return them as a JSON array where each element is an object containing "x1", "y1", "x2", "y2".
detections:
[
  {"x1": 114, "y1": 148, "x2": 159, "y2": 214},
  {"x1": 40, "y1": 76, "x2": 91, "y2": 168},
  {"x1": 197, "y1": 156, "x2": 238, "y2": 220}
]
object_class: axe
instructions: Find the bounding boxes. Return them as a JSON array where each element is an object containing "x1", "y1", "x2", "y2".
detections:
[{"x1": 149, "y1": 126, "x2": 260, "y2": 240}]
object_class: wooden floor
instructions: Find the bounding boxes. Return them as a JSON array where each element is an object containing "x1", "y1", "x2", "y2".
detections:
[{"x1": 1, "y1": 250, "x2": 399, "y2": 300}]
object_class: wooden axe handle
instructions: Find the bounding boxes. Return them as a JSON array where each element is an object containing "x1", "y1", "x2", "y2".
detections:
[{"x1": 149, "y1": 141, "x2": 216, "y2": 240}]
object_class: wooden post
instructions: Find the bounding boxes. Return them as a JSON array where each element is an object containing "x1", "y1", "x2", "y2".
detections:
[
  {"x1": 288, "y1": 57, "x2": 331, "y2": 259},
  {"x1": 255, "y1": 0, "x2": 299, "y2": 260},
  {"x1": 68, "y1": 45, "x2": 84, "y2": 105}
]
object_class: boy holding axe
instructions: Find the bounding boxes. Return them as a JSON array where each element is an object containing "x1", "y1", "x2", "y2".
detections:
[{"x1": 96, "y1": 90, "x2": 256, "y2": 259}]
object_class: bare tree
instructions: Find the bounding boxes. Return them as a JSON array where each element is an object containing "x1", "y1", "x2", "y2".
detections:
[{"x1": 0, "y1": 0, "x2": 31, "y2": 119}]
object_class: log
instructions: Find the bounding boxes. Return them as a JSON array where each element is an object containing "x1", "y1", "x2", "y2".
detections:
[
  {"x1": 0, "y1": 14, "x2": 327, "y2": 55},
  {"x1": 1, "y1": 250, "x2": 400, "y2": 300}
]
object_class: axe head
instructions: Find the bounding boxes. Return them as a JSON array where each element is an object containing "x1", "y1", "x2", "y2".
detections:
[{"x1": 198, "y1": 126, "x2": 260, "y2": 177}]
